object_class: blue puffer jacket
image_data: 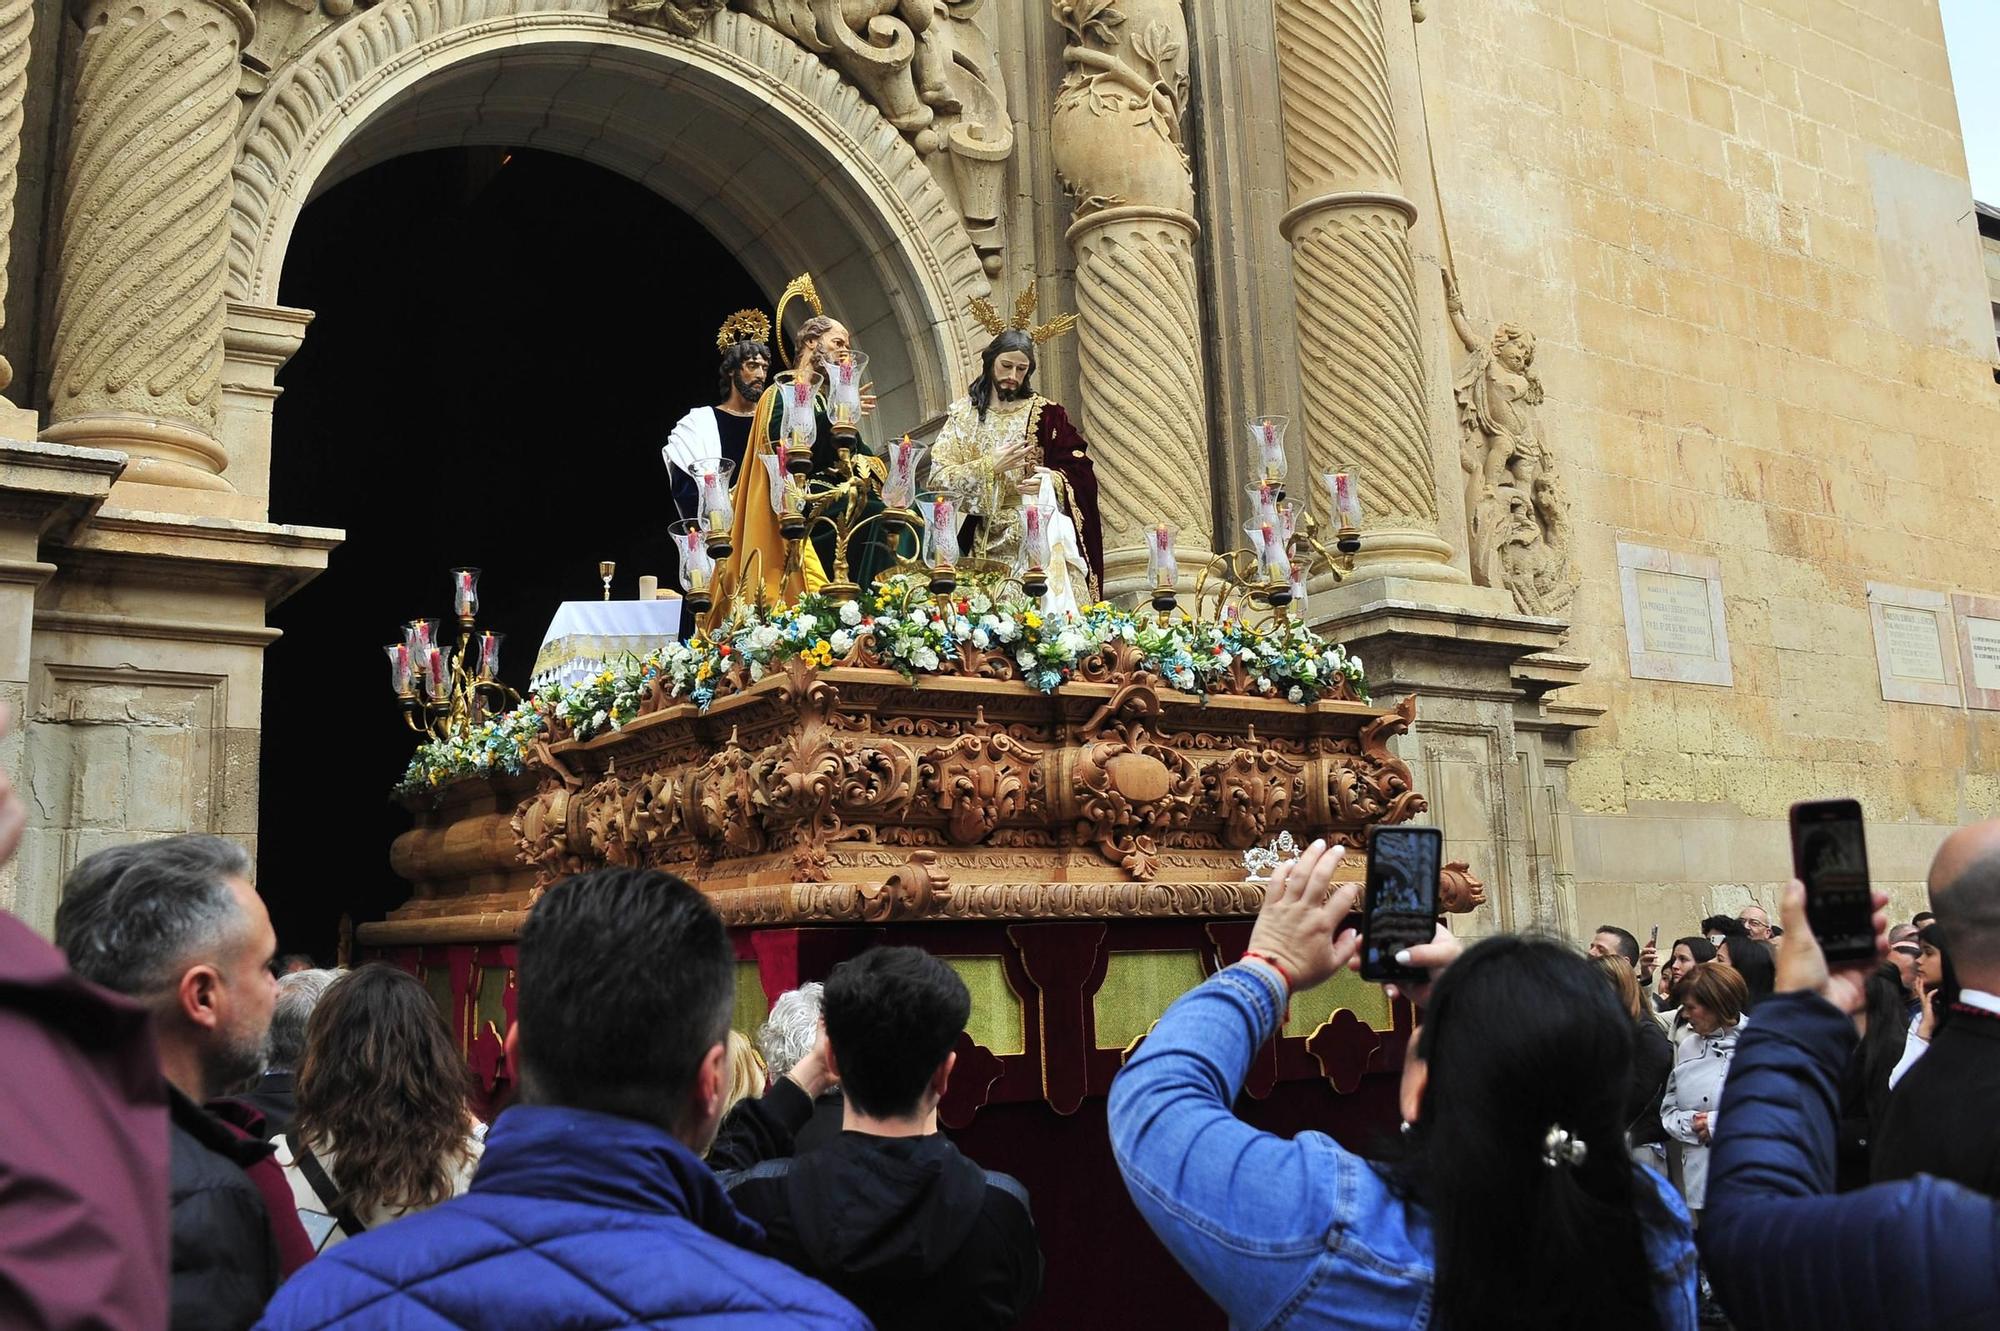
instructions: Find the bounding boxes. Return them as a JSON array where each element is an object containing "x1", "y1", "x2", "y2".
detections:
[
  {"x1": 254, "y1": 1103, "x2": 869, "y2": 1330},
  {"x1": 1701, "y1": 990, "x2": 2000, "y2": 1331}
]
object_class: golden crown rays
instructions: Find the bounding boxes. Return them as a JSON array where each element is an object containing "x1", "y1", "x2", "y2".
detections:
[
  {"x1": 716, "y1": 308, "x2": 772, "y2": 352},
  {"x1": 968, "y1": 280, "x2": 1079, "y2": 346}
]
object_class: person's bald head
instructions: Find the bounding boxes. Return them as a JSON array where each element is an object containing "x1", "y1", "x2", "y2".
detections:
[{"x1": 1927, "y1": 819, "x2": 2000, "y2": 980}]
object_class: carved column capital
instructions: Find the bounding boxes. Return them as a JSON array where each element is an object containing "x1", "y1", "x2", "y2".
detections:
[{"x1": 44, "y1": 0, "x2": 254, "y2": 493}]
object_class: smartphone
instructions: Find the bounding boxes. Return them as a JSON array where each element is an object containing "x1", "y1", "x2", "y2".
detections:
[
  {"x1": 1360, "y1": 825, "x2": 1443, "y2": 983},
  {"x1": 1789, "y1": 798, "x2": 1874, "y2": 963},
  {"x1": 1648, "y1": 924, "x2": 1660, "y2": 947}
]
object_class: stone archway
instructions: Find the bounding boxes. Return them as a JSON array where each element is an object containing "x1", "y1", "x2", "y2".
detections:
[{"x1": 220, "y1": 4, "x2": 995, "y2": 502}]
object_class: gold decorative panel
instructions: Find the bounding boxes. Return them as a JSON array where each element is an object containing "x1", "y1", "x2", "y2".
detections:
[
  {"x1": 945, "y1": 956, "x2": 1026, "y2": 1056},
  {"x1": 1093, "y1": 950, "x2": 1207, "y2": 1052}
]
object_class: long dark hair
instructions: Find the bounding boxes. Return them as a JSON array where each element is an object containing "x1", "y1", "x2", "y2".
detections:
[
  {"x1": 1918, "y1": 923, "x2": 1960, "y2": 1034},
  {"x1": 1720, "y1": 937, "x2": 1776, "y2": 1011},
  {"x1": 292, "y1": 964, "x2": 475, "y2": 1217},
  {"x1": 1391, "y1": 937, "x2": 1667, "y2": 1331},
  {"x1": 969, "y1": 329, "x2": 1036, "y2": 420},
  {"x1": 1859, "y1": 963, "x2": 1910, "y2": 1105}
]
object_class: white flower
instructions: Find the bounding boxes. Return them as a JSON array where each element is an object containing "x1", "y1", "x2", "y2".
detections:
[
  {"x1": 750, "y1": 625, "x2": 783, "y2": 652},
  {"x1": 590, "y1": 708, "x2": 609, "y2": 730},
  {"x1": 968, "y1": 590, "x2": 993, "y2": 614},
  {"x1": 1015, "y1": 647, "x2": 1035, "y2": 668},
  {"x1": 912, "y1": 647, "x2": 940, "y2": 670},
  {"x1": 1057, "y1": 629, "x2": 1089, "y2": 656},
  {"x1": 794, "y1": 614, "x2": 817, "y2": 636},
  {"x1": 749, "y1": 660, "x2": 766, "y2": 682},
  {"x1": 840, "y1": 600, "x2": 863, "y2": 626},
  {"x1": 830, "y1": 629, "x2": 855, "y2": 654},
  {"x1": 972, "y1": 628, "x2": 991, "y2": 649},
  {"x1": 1287, "y1": 686, "x2": 1304, "y2": 703},
  {"x1": 1349, "y1": 655, "x2": 1363, "y2": 674},
  {"x1": 1299, "y1": 661, "x2": 1318, "y2": 682}
]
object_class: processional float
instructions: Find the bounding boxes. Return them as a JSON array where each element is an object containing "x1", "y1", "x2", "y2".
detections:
[{"x1": 366, "y1": 282, "x2": 1481, "y2": 1149}]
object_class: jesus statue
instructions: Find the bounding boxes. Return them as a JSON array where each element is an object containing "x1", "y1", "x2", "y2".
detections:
[{"x1": 927, "y1": 286, "x2": 1104, "y2": 611}]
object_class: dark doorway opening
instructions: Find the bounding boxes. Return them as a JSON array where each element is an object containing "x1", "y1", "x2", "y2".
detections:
[{"x1": 259, "y1": 146, "x2": 763, "y2": 959}]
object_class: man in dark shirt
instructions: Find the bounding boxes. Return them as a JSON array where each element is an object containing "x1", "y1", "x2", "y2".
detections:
[
  {"x1": 1872, "y1": 819, "x2": 2000, "y2": 1195},
  {"x1": 714, "y1": 947, "x2": 1043, "y2": 1330}
]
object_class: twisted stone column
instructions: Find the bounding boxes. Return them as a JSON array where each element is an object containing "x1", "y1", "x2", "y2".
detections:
[
  {"x1": 1273, "y1": 0, "x2": 1458, "y2": 580},
  {"x1": 1050, "y1": 0, "x2": 1213, "y2": 600},
  {"x1": 0, "y1": 0, "x2": 34, "y2": 434},
  {"x1": 42, "y1": 0, "x2": 253, "y2": 491}
]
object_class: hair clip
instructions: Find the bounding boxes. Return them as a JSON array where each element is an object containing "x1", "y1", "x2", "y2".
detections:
[{"x1": 1541, "y1": 1124, "x2": 1588, "y2": 1170}]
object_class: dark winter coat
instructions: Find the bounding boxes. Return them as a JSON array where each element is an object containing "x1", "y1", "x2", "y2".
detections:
[
  {"x1": 715, "y1": 1077, "x2": 1043, "y2": 1330},
  {"x1": 252, "y1": 1102, "x2": 867, "y2": 1330},
  {"x1": 169, "y1": 1088, "x2": 283, "y2": 1331},
  {"x1": 1701, "y1": 990, "x2": 2000, "y2": 1331}
]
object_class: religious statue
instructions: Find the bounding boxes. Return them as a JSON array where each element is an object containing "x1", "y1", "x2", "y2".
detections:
[
  {"x1": 926, "y1": 284, "x2": 1103, "y2": 612},
  {"x1": 715, "y1": 274, "x2": 903, "y2": 617},
  {"x1": 664, "y1": 309, "x2": 770, "y2": 524},
  {"x1": 1446, "y1": 273, "x2": 1576, "y2": 618}
]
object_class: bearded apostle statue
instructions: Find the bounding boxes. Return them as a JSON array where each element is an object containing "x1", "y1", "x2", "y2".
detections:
[{"x1": 927, "y1": 286, "x2": 1104, "y2": 612}]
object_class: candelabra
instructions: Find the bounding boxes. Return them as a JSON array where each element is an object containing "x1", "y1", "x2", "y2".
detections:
[
  {"x1": 385, "y1": 567, "x2": 521, "y2": 743},
  {"x1": 1158, "y1": 415, "x2": 1366, "y2": 625}
]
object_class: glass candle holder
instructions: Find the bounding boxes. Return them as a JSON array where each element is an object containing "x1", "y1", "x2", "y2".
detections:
[
  {"x1": 694, "y1": 458, "x2": 738, "y2": 558},
  {"x1": 883, "y1": 435, "x2": 925, "y2": 510},
  {"x1": 450, "y1": 567, "x2": 480, "y2": 620},
  {"x1": 918, "y1": 492, "x2": 960, "y2": 594},
  {"x1": 1147, "y1": 523, "x2": 1178, "y2": 613},
  {"x1": 1246, "y1": 481, "x2": 1285, "y2": 533},
  {"x1": 404, "y1": 619, "x2": 436, "y2": 662},
  {"x1": 672, "y1": 519, "x2": 716, "y2": 615},
  {"x1": 1018, "y1": 497, "x2": 1051, "y2": 600},
  {"x1": 759, "y1": 449, "x2": 808, "y2": 540},
  {"x1": 1249, "y1": 415, "x2": 1289, "y2": 485},
  {"x1": 1328, "y1": 463, "x2": 1360, "y2": 547},
  {"x1": 385, "y1": 643, "x2": 414, "y2": 696},
  {"x1": 825, "y1": 351, "x2": 868, "y2": 435},
  {"x1": 426, "y1": 645, "x2": 452, "y2": 699},
  {"x1": 782, "y1": 377, "x2": 819, "y2": 470},
  {"x1": 476, "y1": 631, "x2": 504, "y2": 682}
]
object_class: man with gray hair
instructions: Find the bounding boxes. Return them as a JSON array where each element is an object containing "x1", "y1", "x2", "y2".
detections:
[
  {"x1": 757, "y1": 981, "x2": 825, "y2": 1080},
  {"x1": 236, "y1": 968, "x2": 342, "y2": 1140},
  {"x1": 56, "y1": 834, "x2": 297, "y2": 1331}
]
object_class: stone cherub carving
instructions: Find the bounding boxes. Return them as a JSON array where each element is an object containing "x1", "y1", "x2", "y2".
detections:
[{"x1": 1445, "y1": 272, "x2": 1576, "y2": 618}]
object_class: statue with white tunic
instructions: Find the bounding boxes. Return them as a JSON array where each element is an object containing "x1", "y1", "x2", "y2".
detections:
[{"x1": 926, "y1": 286, "x2": 1104, "y2": 613}]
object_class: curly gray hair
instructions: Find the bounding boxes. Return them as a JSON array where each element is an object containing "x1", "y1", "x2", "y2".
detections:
[
  {"x1": 268, "y1": 967, "x2": 345, "y2": 1072},
  {"x1": 756, "y1": 982, "x2": 824, "y2": 1079}
]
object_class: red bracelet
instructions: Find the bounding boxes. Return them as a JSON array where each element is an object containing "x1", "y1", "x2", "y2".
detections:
[{"x1": 1239, "y1": 950, "x2": 1295, "y2": 993}]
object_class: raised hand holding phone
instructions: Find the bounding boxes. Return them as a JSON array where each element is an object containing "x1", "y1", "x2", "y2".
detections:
[
  {"x1": 1243, "y1": 839, "x2": 1362, "y2": 994},
  {"x1": 1359, "y1": 826, "x2": 1443, "y2": 983},
  {"x1": 1772, "y1": 876, "x2": 1890, "y2": 1015},
  {"x1": 1790, "y1": 798, "x2": 1875, "y2": 964}
]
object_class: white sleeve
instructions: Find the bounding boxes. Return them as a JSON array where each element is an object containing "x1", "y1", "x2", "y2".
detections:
[
  {"x1": 665, "y1": 408, "x2": 721, "y2": 475},
  {"x1": 1887, "y1": 1030, "x2": 1929, "y2": 1090}
]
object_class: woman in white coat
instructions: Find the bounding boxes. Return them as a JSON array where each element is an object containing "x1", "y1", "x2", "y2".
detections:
[{"x1": 1660, "y1": 960, "x2": 1749, "y2": 1220}]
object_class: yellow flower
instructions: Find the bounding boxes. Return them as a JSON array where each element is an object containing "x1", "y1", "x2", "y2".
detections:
[
  {"x1": 815, "y1": 638, "x2": 832, "y2": 655},
  {"x1": 1023, "y1": 610, "x2": 1043, "y2": 630},
  {"x1": 696, "y1": 661, "x2": 714, "y2": 682}
]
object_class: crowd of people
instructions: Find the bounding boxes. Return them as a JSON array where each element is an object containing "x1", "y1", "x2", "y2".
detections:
[{"x1": 4, "y1": 690, "x2": 1999, "y2": 1330}]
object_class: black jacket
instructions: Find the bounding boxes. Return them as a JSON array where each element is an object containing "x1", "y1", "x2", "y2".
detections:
[
  {"x1": 714, "y1": 1079, "x2": 1043, "y2": 1330},
  {"x1": 1872, "y1": 1005, "x2": 2000, "y2": 1195},
  {"x1": 228, "y1": 1070, "x2": 296, "y2": 1141},
  {"x1": 1627, "y1": 1015, "x2": 1675, "y2": 1147},
  {"x1": 168, "y1": 1088, "x2": 280, "y2": 1331}
]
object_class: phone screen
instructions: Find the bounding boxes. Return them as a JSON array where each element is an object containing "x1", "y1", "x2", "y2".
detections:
[
  {"x1": 1790, "y1": 798, "x2": 1873, "y2": 963},
  {"x1": 1361, "y1": 826, "x2": 1442, "y2": 982}
]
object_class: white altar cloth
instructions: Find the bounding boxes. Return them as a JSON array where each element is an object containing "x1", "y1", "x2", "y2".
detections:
[{"x1": 532, "y1": 598, "x2": 683, "y2": 693}]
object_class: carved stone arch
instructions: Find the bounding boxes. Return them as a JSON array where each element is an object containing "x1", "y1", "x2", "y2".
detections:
[{"x1": 226, "y1": 4, "x2": 991, "y2": 427}]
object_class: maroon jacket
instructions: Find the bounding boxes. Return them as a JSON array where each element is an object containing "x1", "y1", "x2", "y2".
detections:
[{"x1": 0, "y1": 911, "x2": 171, "y2": 1331}]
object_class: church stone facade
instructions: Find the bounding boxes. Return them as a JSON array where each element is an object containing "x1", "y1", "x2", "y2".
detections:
[{"x1": 0, "y1": 0, "x2": 1994, "y2": 938}]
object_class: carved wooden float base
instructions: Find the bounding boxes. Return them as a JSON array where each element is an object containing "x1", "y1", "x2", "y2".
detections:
[{"x1": 369, "y1": 659, "x2": 1483, "y2": 944}]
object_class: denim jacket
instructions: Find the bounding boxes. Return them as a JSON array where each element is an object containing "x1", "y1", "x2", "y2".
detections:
[{"x1": 1107, "y1": 963, "x2": 1700, "y2": 1330}]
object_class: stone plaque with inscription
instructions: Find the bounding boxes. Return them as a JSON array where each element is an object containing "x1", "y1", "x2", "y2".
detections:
[
  {"x1": 1953, "y1": 592, "x2": 2000, "y2": 711},
  {"x1": 1867, "y1": 583, "x2": 1960, "y2": 708},
  {"x1": 1618, "y1": 543, "x2": 1732, "y2": 687}
]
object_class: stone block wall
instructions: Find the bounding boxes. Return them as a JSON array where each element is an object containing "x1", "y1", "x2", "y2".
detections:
[{"x1": 1423, "y1": 0, "x2": 2000, "y2": 929}]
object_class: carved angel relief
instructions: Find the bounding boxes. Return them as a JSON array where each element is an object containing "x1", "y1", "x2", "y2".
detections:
[{"x1": 1446, "y1": 274, "x2": 1578, "y2": 618}]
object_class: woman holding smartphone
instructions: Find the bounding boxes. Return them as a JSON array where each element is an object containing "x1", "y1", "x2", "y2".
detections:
[{"x1": 1107, "y1": 839, "x2": 1696, "y2": 1331}]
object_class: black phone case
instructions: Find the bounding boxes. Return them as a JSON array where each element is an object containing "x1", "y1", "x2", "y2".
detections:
[{"x1": 1359, "y1": 830, "x2": 1440, "y2": 983}]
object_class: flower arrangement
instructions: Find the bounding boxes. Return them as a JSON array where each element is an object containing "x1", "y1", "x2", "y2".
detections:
[{"x1": 395, "y1": 575, "x2": 1366, "y2": 798}]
